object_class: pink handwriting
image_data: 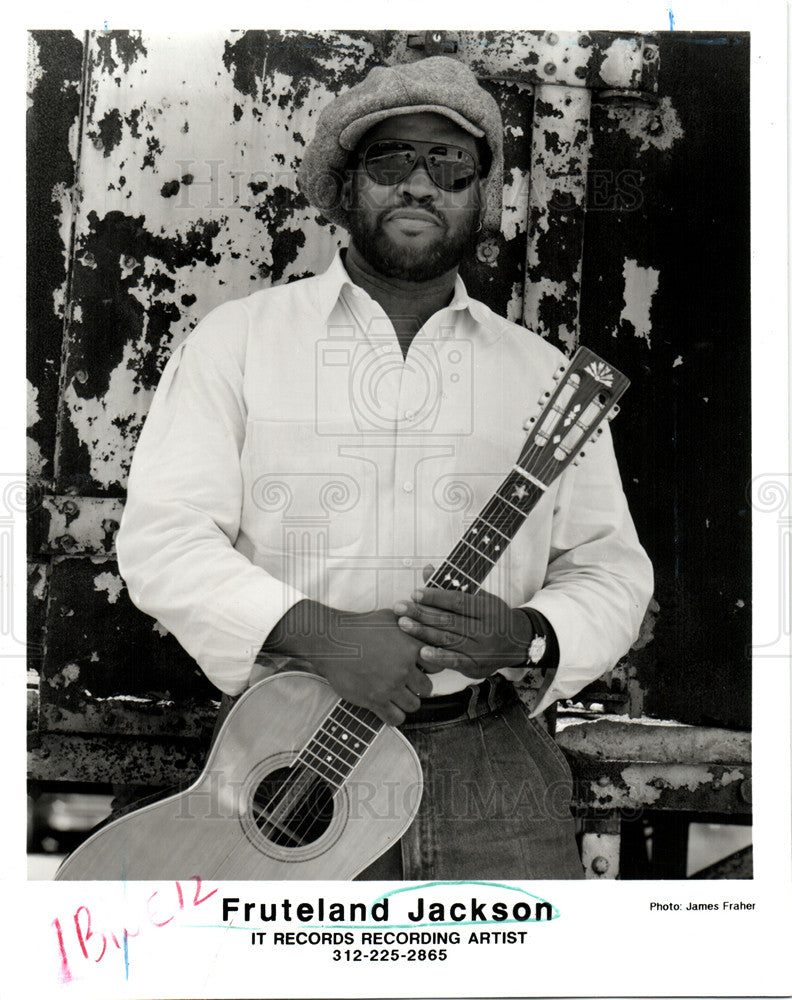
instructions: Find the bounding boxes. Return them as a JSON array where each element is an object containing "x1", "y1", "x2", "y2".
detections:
[{"x1": 52, "y1": 877, "x2": 217, "y2": 983}]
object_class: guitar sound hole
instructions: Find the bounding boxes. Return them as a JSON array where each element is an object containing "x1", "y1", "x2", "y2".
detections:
[{"x1": 251, "y1": 766, "x2": 335, "y2": 848}]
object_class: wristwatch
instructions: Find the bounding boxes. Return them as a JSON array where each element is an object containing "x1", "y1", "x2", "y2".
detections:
[{"x1": 522, "y1": 608, "x2": 547, "y2": 665}]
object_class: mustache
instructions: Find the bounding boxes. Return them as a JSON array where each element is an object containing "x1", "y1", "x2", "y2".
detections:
[{"x1": 379, "y1": 206, "x2": 447, "y2": 227}]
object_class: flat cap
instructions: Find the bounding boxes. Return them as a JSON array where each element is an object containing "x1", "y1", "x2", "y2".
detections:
[{"x1": 298, "y1": 56, "x2": 504, "y2": 233}]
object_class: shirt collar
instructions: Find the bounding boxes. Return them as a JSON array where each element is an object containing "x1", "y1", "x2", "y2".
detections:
[
  {"x1": 314, "y1": 249, "x2": 358, "y2": 321},
  {"x1": 314, "y1": 249, "x2": 497, "y2": 339}
]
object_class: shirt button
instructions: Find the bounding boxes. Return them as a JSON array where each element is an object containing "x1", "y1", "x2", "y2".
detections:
[{"x1": 403, "y1": 481, "x2": 414, "y2": 493}]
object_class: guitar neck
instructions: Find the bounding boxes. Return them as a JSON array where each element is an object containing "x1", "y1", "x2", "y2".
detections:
[{"x1": 426, "y1": 467, "x2": 544, "y2": 597}]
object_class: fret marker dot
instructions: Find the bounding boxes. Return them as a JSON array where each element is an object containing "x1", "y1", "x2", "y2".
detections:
[
  {"x1": 326, "y1": 755, "x2": 332, "y2": 762},
  {"x1": 341, "y1": 733, "x2": 348, "y2": 740}
]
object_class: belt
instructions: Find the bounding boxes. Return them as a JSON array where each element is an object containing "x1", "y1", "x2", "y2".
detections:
[{"x1": 401, "y1": 674, "x2": 517, "y2": 727}]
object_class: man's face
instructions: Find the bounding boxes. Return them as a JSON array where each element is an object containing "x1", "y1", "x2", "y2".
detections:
[{"x1": 343, "y1": 112, "x2": 485, "y2": 281}]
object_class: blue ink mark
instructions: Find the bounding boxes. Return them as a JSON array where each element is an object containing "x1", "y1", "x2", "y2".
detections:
[
  {"x1": 122, "y1": 864, "x2": 129, "y2": 980},
  {"x1": 369, "y1": 880, "x2": 562, "y2": 926},
  {"x1": 668, "y1": 7, "x2": 675, "y2": 30}
]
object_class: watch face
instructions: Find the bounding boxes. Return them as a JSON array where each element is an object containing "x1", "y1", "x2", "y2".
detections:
[{"x1": 528, "y1": 636, "x2": 547, "y2": 664}]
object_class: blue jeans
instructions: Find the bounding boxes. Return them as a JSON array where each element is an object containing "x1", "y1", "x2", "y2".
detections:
[{"x1": 357, "y1": 690, "x2": 584, "y2": 881}]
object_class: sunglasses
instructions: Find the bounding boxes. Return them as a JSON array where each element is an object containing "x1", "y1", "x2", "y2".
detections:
[{"x1": 358, "y1": 139, "x2": 481, "y2": 192}]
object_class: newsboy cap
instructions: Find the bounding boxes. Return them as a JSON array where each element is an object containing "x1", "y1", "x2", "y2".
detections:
[{"x1": 298, "y1": 56, "x2": 504, "y2": 233}]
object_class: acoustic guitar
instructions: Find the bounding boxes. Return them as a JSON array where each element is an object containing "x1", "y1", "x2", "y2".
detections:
[{"x1": 56, "y1": 346, "x2": 629, "y2": 880}]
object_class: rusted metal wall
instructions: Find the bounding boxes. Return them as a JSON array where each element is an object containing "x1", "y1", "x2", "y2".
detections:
[{"x1": 27, "y1": 29, "x2": 750, "y2": 785}]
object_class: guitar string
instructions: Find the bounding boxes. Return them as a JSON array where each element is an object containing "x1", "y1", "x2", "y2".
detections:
[{"x1": 209, "y1": 381, "x2": 615, "y2": 871}]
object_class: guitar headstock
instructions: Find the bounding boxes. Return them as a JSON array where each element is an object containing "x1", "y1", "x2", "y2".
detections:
[{"x1": 518, "y1": 347, "x2": 629, "y2": 489}]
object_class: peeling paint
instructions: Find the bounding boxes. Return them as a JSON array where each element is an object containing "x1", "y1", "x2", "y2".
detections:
[
  {"x1": 618, "y1": 257, "x2": 659, "y2": 344},
  {"x1": 524, "y1": 85, "x2": 591, "y2": 350},
  {"x1": 605, "y1": 95, "x2": 684, "y2": 153},
  {"x1": 590, "y1": 763, "x2": 744, "y2": 808},
  {"x1": 598, "y1": 37, "x2": 643, "y2": 89},
  {"x1": 27, "y1": 33, "x2": 44, "y2": 107},
  {"x1": 49, "y1": 663, "x2": 81, "y2": 689},
  {"x1": 93, "y1": 569, "x2": 124, "y2": 604},
  {"x1": 501, "y1": 167, "x2": 530, "y2": 242},
  {"x1": 506, "y1": 282, "x2": 524, "y2": 324},
  {"x1": 63, "y1": 341, "x2": 157, "y2": 488},
  {"x1": 673, "y1": 355, "x2": 683, "y2": 367}
]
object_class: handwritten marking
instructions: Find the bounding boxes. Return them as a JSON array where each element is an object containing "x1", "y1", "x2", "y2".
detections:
[{"x1": 51, "y1": 877, "x2": 216, "y2": 984}]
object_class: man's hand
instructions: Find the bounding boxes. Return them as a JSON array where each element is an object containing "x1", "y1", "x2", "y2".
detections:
[
  {"x1": 262, "y1": 601, "x2": 441, "y2": 726},
  {"x1": 393, "y1": 565, "x2": 533, "y2": 680}
]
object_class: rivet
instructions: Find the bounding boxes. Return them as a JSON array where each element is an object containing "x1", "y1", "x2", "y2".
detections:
[
  {"x1": 547, "y1": 32, "x2": 558, "y2": 45},
  {"x1": 592, "y1": 856, "x2": 609, "y2": 875},
  {"x1": 476, "y1": 239, "x2": 500, "y2": 265},
  {"x1": 62, "y1": 500, "x2": 78, "y2": 516},
  {"x1": 544, "y1": 62, "x2": 557, "y2": 76},
  {"x1": 102, "y1": 518, "x2": 120, "y2": 534},
  {"x1": 432, "y1": 32, "x2": 442, "y2": 42},
  {"x1": 57, "y1": 535, "x2": 76, "y2": 552},
  {"x1": 579, "y1": 34, "x2": 592, "y2": 48},
  {"x1": 74, "y1": 370, "x2": 89, "y2": 385},
  {"x1": 643, "y1": 45, "x2": 658, "y2": 62}
]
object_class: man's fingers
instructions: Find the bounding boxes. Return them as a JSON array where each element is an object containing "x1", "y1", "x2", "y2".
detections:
[
  {"x1": 407, "y1": 665, "x2": 434, "y2": 698},
  {"x1": 377, "y1": 703, "x2": 406, "y2": 726},
  {"x1": 409, "y1": 586, "x2": 491, "y2": 618},
  {"x1": 391, "y1": 689, "x2": 422, "y2": 714},
  {"x1": 422, "y1": 563, "x2": 435, "y2": 584},
  {"x1": 398, "y1": 617, "x2": 468, "y2": 651},
  {"x1": 394, "y1": 600, "x2": 476, "y2": 633},
  {"x1": 419, "y1": 644, "x2": 480, "y2": 674}
]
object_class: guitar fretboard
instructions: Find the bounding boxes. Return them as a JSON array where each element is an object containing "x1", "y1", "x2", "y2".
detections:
[
  {"x1": 427, "y1": 468, "x2": 545, "y2": 595},
  {"x1": 296, "y1": 700, "x2": 383, "y2": 789}
]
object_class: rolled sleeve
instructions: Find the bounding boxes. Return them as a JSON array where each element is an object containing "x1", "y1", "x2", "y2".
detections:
[
  {"x1": 522, "y1": 424, "x2": 654, "y2": 717},
  {"x1": 116, "y1": 302, "x2": 308, "y2": 695}
]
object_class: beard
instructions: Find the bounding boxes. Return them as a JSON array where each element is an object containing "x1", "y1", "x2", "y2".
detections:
[{"x1": 345, "y1": 200, "x2": 481, "y2": 282}]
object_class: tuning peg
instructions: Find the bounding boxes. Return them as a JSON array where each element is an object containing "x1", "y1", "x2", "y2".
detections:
[
  {"x1": 552, "y1": 364, "x2": 567, "y2": 381},
  {"x1": 606, "y1": 405, "x2": 620, "y2": 422},
  {"x1": 523, "y1": 415, "x2": 537, "y2": 430}
]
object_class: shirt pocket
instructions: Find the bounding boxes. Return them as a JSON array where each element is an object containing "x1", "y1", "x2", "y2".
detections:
[{"x1": 241, "y1": 418, "x2": 377, "y2": 557}]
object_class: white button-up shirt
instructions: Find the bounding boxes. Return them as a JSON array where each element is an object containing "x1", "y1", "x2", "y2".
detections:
[{"x1": 117, "y1": 252, "x2": 653, "y2": 717}]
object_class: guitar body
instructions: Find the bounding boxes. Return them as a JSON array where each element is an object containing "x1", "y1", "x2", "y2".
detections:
[{"x1": 56, "y1": 672, "x2": 423, "y2": 881}]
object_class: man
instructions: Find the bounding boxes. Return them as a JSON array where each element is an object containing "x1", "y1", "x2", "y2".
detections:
[{"x1": 117, "y1": 57, "x2": 653, "y2": 880}]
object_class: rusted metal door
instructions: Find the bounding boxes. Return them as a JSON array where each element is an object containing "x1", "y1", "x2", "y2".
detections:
[{"x1": 28, "y1": 29, "x2": 750, "y2": 786}]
